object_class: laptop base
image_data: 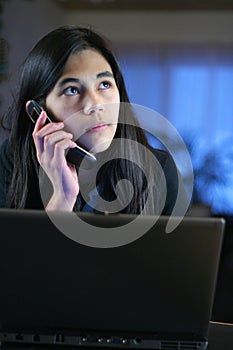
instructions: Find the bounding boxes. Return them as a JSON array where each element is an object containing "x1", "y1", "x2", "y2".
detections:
[{"x1": 0, "y1": 332, "x2": 208, "y2": 350}]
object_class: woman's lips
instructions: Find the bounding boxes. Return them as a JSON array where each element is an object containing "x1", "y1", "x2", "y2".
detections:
[{"x1": 88, "y1": 123, "x2": 109, "y2": 132}]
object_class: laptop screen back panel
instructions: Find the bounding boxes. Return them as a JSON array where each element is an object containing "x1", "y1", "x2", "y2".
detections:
[{"x1": 0, "y1": 211, "x2": 225, "y2": 345}]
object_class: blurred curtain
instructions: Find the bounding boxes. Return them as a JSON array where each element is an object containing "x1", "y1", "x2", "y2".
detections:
[{"x1": 118, "y1": 45, "x2": 233, "y2": 214}]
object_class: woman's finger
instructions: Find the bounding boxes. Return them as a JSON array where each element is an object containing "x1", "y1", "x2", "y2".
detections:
[
  {"x1": 32, "y1": 111, "x2": 50, "y2": 156},
  {"x1": 53, "y1": 139, "x2": 77, "y2": 164},
  {"x1": 32, "y1": 111, "x2": 64, "y2": 158},
  {"x1": 42, "y1": 130, "x2": 73, "y2": 160}
]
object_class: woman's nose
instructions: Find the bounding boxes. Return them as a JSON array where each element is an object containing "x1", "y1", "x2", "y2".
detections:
[{"x1": 83, "y1": 91, "x2": 104, "y2": 115}]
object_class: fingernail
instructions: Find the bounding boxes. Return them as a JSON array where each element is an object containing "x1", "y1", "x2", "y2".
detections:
[{"x1": 40, "y1": 111, "x2": 47, "y2": 118}]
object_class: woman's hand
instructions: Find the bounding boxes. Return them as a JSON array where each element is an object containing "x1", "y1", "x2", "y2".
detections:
[{"x1": 32, "y1": 110, "x2": 79, "y2": 211}]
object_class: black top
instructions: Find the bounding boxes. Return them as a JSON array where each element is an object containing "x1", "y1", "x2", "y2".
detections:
[{"x1": 0, "y1": 139, "x2": 187, "y2": 215}]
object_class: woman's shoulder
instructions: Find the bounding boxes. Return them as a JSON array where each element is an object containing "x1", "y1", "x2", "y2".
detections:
[
  {"x1": 0, "y1": 137, "x2": 10, "y2": 150},
  {"x1": 150, "y1": 147, "x2": 176, "y2": 170},
  {"x1": 151, "y1": 147, "x2": 190, "y2": 215},
  {"x1": 0, "y1": 138, "x2": 13, "y2": 167},
  {"x1": 151, "y1": 147, "x2": 170, "y2": 158},
  {"x1": 0, "y1": 138, "x2": 13, "y2": 208},
  {"x1": 150, "y1": 146, "x2": 179, "y2": 201}
]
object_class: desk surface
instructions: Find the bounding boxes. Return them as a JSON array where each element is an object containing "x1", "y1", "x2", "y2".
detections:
[{"x1": 207, "y1": 321, "x2": 233, "y2": 350}]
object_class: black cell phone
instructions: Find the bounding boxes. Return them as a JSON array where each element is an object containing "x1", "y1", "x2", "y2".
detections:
[{"x1": 26, "y1": 100, "x2": 96, "y2": 168}]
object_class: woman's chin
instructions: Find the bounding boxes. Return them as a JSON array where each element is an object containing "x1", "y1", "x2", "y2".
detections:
[{"x1": 89, "y1": 140, "x2": 112, "y2": 154}]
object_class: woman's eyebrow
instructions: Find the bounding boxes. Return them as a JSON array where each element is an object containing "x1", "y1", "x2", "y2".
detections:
[
  {"x1": 57, "y1": 71, "x2": 114, "y2": 88},
  {"x1": 58, "y1": 77, "x2": 80, "y2": 87},
  {"x1": 96, "y1": 71, "x2": 114, "y2": 79}
]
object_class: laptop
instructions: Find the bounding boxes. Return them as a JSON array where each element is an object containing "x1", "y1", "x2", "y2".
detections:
[{"x1": 0, "y1": 209, "x2": 225, "y2": 350}]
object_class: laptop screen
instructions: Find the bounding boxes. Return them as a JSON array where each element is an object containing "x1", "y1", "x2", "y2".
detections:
[{"x1": 0, "y1": 210, "x2": 225, "y2": 349}]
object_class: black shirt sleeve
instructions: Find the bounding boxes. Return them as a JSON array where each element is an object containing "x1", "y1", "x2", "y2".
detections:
[
  {"x1": 0, "y1": 138, "x2": 45, "y2": 209},
  {"x1": 0, "y1": 139, "x2": 13, "y2": 208},
  {"x1": 152, "y1": 148, "x2": 189, "y2": 216}
]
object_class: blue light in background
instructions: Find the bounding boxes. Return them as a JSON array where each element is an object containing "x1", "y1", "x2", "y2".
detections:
[{"x1": 119, "y1": 50, "x2": 233, "y2": 214}]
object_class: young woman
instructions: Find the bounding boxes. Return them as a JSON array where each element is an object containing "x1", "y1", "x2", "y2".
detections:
[{"x1": 0, "y1": 25, "x2": 187, "y2": 215}]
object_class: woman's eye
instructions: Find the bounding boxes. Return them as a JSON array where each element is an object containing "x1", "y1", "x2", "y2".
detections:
[
  {"x1": 64, "y1": 87, "x2": 80, "y2": 96},
  {"x1": 99, "y1": 81, "x2": 111, "y2": 89}
]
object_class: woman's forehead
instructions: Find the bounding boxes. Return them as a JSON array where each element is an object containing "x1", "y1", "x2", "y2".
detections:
[{"x1": 62, "y1": 49, "x2": 113, "y2": 76}]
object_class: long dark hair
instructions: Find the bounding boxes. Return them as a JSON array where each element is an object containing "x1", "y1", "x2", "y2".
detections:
[{"x1": 5, "y1": 25, "x2": 160, "y2": 213}]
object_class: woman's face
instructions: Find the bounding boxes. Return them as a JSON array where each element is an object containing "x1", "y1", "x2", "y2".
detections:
[{"x1": 46, "y1": 49, "x2": 120, "y2": 154}]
